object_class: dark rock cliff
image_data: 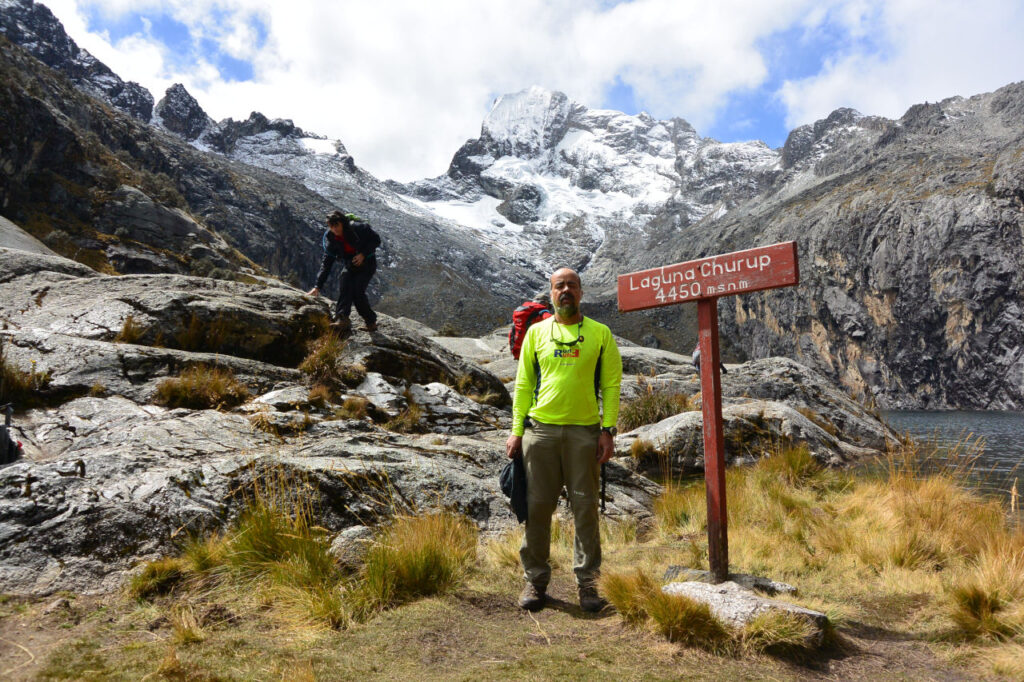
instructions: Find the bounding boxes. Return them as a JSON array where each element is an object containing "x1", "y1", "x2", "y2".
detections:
[{"x1": 613, "y1": 87, "x2": 1024, "y2": 409}]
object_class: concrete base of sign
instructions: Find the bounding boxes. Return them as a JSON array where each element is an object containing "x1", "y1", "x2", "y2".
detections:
[
  {"x1": 662, "y1": 580, "x2": 829, "y2": 648},
  {"x1": 663, "y1": 566, "x2": 797, "y2": 596}
]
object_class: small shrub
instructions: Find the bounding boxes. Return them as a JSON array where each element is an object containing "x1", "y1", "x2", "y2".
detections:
[
  {"x1": 483, "y1": 528, "x2": 524, "y2": 569},
  {"x1": 618, "y1": 378, "x2": 694, "y2": 432},
  {"x1": 756, "y1": 445, "x2": 821, "y2": 486},
  {"x1": 630, "y1": 438, "x2": 658, "y2": 460},
  {"x1": 335, "y1": 396, "x2": 370, "y2": 420},
  {"x1": 174, "y1": 313, "x2": 229, "y2": 353},
  {"x1": 88, "y1": 382, "x2": 107, "y2": 397},
  {"x1": 384, "y1": 402, "x2": 424, "y2": 434},
  {"x1": 339, "y1": 363, "x2": 367, "y2": 388},
  {"x1": 600, "y1": 569, "x2": 658, "y2": 626},
  {"x1": 654, "y1": 484, "x2": 699, "y2": 532},
  {"x1": 948, "y1": 538, "x2": 1024, "y2": 639},
  {"x1": 299, "y1": 332, "x2": 346, "y2": 385},
  {"x1": 644, "y1": 590, "x2": 731, "y2": 650},
  {"x1": 0, "y1": 348, "x2": 51, "y2": 405},
  {"x1": 170, "y1": 604, "x2": 205, "y2": 645},
  {"x1": 180, "y1": 534, "x2": 226, "y2": 575},
  {"x1": 308, "y1": 384, "x2": 332, "y2": 407},
  {"x1": 355, "y1": 512, "x2": 477, "y2": 614},
  {"x1": 114, "y1": 314, "x2": 146, "y2": 344},
  {"x1": 155, "y1": 365, "x2": 250, "y2": 410},
  {"x1": 227, "y1": 495, "x2": 335, "y2": 590},
  {"x1": 129, "y1": 557, "x2": 185, "y2": 599},
  {"x1": 249, "y1": 411, "x2": 280, "y2": 437},
  {"x1": 453, "y1": 373, "x2": 474, "y2": 394}
]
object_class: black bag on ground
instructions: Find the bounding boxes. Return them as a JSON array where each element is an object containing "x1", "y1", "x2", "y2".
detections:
[{"x1": 499, "y1": 456, "x2": 528, "y2": 523}]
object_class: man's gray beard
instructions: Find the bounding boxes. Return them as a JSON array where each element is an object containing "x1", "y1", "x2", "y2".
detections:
[{"x1": 555, "y1": 302, "x2": 579, "y2": 318}]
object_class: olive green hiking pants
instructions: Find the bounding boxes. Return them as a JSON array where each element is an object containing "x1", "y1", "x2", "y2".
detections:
[{"x1": 520, "y1": 421, "x2": 601, "y2": 589}]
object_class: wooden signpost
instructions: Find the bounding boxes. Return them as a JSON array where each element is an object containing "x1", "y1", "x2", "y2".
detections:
[{"x1": 617, "y1": 241, "x2": 799, "y2": 582}]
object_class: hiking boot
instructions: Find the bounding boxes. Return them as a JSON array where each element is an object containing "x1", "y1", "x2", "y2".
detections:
[
  {"x1": 331, "y1": 317, "x2": 352, "y2": 334},
  {"x1": 364, "y1": 321, "x2": 378, "y2": 332},
  {"x1": 518, "y1": 583, "x2": 546, "y2": 611},
  {"x1": 578, "y1": 584, "x2": 606, "y2": 613}
]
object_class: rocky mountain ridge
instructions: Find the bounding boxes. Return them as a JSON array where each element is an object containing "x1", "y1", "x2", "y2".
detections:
[
  {"x1": 2, "y1": 0, "x2": 1023, "y2": 409},
  {"x1": 0, "y1": 11, "x2": 543, "y2": 335},
  {"x1": 0, "y1": 0, "x2": 153, "y2": 120}
]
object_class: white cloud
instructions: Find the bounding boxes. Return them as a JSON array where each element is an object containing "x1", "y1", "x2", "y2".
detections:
[
  {"x1": 37, "y1": 0, "x2": 1024, "y2": 181},
  {"x1": 780, "y1": 0, "x2": 1024, "y2": 128}
]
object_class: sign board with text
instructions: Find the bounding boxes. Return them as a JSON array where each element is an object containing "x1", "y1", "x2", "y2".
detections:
[
  {"x1": 617, "y1": 241, "x2": 799, "y2": 312},
  {"x1": 616, "y1": 240, "x2": 800, "y2": 583}
]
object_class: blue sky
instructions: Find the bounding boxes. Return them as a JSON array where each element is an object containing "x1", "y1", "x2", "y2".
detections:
[{"x1": 44, "y1": 0, "x2": 1024, "y2": 180}]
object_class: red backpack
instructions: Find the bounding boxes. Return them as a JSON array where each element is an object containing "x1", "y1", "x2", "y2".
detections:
[{"x1": 508, "y1": 302, "x2": 552, "y2": 360}]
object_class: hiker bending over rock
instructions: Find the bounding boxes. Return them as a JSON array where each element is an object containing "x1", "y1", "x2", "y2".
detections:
[
  {"x1": 306, "y1": 210, "x2": 381, "y2": 333},
  {"x1": 505, "y1": 267, "x2": 622, "y2": 613}
]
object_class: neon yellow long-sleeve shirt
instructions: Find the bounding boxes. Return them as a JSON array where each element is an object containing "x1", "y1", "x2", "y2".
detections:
[{"x1": 511, "y1": 316, "x2": 622, "y2": 437}]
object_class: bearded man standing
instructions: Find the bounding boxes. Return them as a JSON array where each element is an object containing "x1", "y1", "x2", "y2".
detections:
[{"x1": 505, "y1": 267, "x2": 622, "y2": 612}]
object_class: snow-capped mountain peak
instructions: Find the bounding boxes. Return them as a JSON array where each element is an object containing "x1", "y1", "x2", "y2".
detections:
[{"x1": 482, "y1": 86, "x2": 573, "y2": 158}]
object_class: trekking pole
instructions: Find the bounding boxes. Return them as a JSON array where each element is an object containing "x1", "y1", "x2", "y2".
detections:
[{"x1": 601, "y1": 462, "x2": 606, "y2": 513}]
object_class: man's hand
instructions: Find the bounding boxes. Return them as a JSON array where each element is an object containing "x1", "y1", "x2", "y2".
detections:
[
  {"x1": 506, "y1": 434, "x2": 523, "y2": 459},
  {"x1": 305, "y1": 287, "x2": 320, "y2": 297},
  {"x1": 597, "y1": 431, "x2": 615, "y2": 464},
  {"x1": 352, "y1": 253, "x2": 365, "y2": 267}
]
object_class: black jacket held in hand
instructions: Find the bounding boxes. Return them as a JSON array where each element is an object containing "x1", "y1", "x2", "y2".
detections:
[
  {"x1": 314, "y1": 219, "x2": 382, "y2": 290},
  {"x1": 499, "y1": 457, "x2": 528, "y2": 523}
]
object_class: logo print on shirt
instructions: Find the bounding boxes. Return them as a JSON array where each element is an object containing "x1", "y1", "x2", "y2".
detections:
[{"x1": 554, "y1": 348, "x2": 580, "y2": 358}]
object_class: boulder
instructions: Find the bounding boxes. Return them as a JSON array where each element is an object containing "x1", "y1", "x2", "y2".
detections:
[
  {"x1": 0, "y1": 266, "x2": 328, "y2": 367},
  {"x1": 329, "y1": 525, "x2": 376, "y2": 571},
  {"x1": 615, "y1": 356, "x2": 898, "y2": 475},
  {"x1": 341, "y1": 317, "x2": 511, "y2": 407},
  {"x1": 662, "y1": 580, "x2": 829, "y2": 647}
]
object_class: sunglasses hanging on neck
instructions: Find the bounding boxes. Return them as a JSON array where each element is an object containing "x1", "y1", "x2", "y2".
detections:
[{"x1": 551, "y1": 319, "x2": 584, "y2": 347}]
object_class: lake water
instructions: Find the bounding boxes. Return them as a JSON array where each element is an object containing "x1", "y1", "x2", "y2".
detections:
[{"x1": 881, "y1": 410, "x2": 1023, "y2": 504}]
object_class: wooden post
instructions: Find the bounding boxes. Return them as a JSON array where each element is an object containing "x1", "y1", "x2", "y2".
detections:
[
  {"x1": 617, "y1": 241, "x2": 799, "y2": 585},
  {"x1": 698, "y1": 298, "x2": 728, "y2": 582}
]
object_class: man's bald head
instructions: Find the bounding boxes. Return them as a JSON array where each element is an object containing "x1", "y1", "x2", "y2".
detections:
[
  {"x1": 549, "y1": 267, "x2": 581, "y2": 288},
  {"x1": 549, "y1": 268, "x2": 583, "y2": 322}
]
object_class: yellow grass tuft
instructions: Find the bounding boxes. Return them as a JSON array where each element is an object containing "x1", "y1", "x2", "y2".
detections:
[
  {"x1": 114, "y1": 314, "x2": 146, "y2": 344},
  {"x1": 618, "y1": 377, "x2": 695, "y2": 432},
  {"x1": 154, "y1": 365, "x2": 250, "y2": 410},
  {"x1": 483, "y1": 528, "x2": 524, "y2": 570},
  {"x1": 740, "y1": 609, "x2": 818, "y2": 655},
  {"x1": 600, "y1": 569, "x2": 658, "y2": 626},
  {"x1": 0, "y1": 345, "x2": 51, "y2": 405},
  {"x1": 644, "y1": 589, "x2": 731, "y2": 650},
  {"x1": 128, "y1": 557, "x2": 185, "y2": 599},
  {"x1": 335, "y1": 396, "x2": 370, "y2": 421},
  {"x1": 354, "y1": 512, "x2": 477, "y2": 615}
]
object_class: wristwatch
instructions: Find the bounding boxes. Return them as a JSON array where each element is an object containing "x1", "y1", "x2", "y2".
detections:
[{"x1": 601, "y1": 426, "x2": 617, "y2": 437}]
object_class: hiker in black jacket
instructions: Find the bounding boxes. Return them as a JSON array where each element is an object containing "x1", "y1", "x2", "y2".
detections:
[{"x1": 306, "y1": 211, "x2": 381, "y2": 333}]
